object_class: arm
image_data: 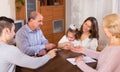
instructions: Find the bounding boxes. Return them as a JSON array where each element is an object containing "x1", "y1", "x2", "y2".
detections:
[
  {"x1": 39, "y1": 29, "x2": 48, "y2": 44},
  {"x1": 82, "y1": 48, "x2": 100, "y2": 59},
  {"x1": 58, "y1": 42, "x2": 72, "y2": 50},
  {"x1": 6, "y1": 46, "x2": 56, "y2": 69},
  {"x1": 76, "y1": 47, "x2": 120, "y2": 72},
  {"x1": 71, "y1": 46, "x2": 100, "y2": 59},
  {"x1": 81, "y1": 38, "x2": 100, "y2": 59},
  {"x1": 58, "y1": 35, "x2": 72, "y2": 49},
  {"x1": 77, "y1": 61, "x2": 97, "y2": 72}
]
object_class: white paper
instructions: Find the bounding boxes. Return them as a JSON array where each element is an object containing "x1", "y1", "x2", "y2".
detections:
[
  {"x1": 66, "y1": 58, "x2": 76, "y2": 65},
  {"x1": 83, "y1": 56, "x2": 96, "y2": 63},
  {"x1": 66, "y1": 56, "x2": 96, "y2": 65}
]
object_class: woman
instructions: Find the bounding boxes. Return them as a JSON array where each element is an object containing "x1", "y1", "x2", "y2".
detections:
[
  {"x1": 71, "y1": 14, "x2": 120, "y2": 72},
  {"x1": 76, "y1": 17, "x2": 99, "y2": 50}
]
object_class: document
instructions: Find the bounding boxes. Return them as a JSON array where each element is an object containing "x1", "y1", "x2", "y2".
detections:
[
  {"x1": 83, "y1": 56, "x2": 96, "y2": 63},
  {"x1": 66, "y1": 56, "x2": 96, "y2": 65},
  {"x1": 66, "y1": 58, "x2": 76, "y2": 65}
]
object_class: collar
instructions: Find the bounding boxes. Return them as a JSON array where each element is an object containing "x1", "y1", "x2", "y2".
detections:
[{"x1": 25, "y1": 24, "x2": 34, "y2": 33}]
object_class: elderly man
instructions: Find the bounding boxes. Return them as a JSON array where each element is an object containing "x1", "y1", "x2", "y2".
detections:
[{"x1": 15, "y1": 11, "x2": 56, "y2": 56}]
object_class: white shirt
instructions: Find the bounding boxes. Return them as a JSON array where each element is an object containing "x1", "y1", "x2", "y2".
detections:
[
  {"x1": 58, "y1": 35, "x2": 80, "y2": 46},
  {"x1": 78, "y1": 37, "x2": 98, "y2": 50}
]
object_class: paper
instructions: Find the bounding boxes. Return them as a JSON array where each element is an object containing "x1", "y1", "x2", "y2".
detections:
[
  {"x1": 66, "y1": 58, "x2": 76, "y2": 65},
  {"x1": 83, "y1": 56, "x2": 96, "y2": 63},
  {"x1": 66, "y1": 56, "x2": 96, "y2": 65}
]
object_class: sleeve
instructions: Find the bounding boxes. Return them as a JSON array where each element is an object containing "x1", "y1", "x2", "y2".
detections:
[
  {"x1": 6, "y1": 46, "x2": 51, "y2": 69},
  {"x1": 76, "y1": 61, "x2": 97, "y2": 72},
  {"x1": 89, "y1": 38, "x2": 98, "y2": 51},
  {"x1": 58, "y1": 35, "x2": 67, "y2": 43},
  {"x1": 39, "y1": 29, "x2": 48, "y2": 44},
  {"x1": 82, "y1": 48, "x2": 100, "y2": 59},
  {"x1": 97, "y1": 48, "x2": 120, "y2": 72},
  {"x1": 77, "y1": 47, "x2": 120, "y2": 72}
]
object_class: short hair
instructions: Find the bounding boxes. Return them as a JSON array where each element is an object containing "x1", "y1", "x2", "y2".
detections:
[
  {"x1": 103, "y1": 14, "x2": 120, "y2": 38},
  {"x1": 0, "y1": 16, "x2": 14, "y2": 36},
  {"x1": 78, "y1": 17, "x2": 99, "y2": 40},
  {"x1": 0, "y1": 16, "x2": 14, "y2": 23},
  {"x1": 28, "y1": 11, "x2": 38, "y2": 22}
]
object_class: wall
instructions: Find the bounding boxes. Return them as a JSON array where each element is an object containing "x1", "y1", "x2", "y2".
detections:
[
  {"x1": 0, "y1": 0, "x2": 15, "y2": 19},
  {"x1": 65, "y1": 0, "x2": 71, "y2": 31}
]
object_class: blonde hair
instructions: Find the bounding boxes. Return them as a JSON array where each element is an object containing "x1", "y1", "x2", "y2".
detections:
[{"x1": 103, "y1": 14, "x2": 120, "y2": 38}]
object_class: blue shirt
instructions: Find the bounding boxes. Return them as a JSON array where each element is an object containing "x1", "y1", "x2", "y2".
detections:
[{"x1": 15, "y1": 24, "x2": 48, "y2": 56}]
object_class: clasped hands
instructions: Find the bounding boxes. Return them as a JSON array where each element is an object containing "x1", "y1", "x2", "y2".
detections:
[
  {"x1": 70, "y1": 44, "x2": 84, "y2": 63},
  {"x1": 37, "y1": 42, "x2": 84, "y2": 62}
]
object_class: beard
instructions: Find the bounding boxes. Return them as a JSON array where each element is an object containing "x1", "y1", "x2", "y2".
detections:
[
  {"x1": 6, "y1": 34, "x2": 15, "y2": 45},
  {"x1": 7, "y1": 38, "x2": 15, "y2": 45}
]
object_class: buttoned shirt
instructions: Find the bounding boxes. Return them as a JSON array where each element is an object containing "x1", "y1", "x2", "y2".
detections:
[{"x1": 15, "y1": 24, "x2": 48, "y2": 56}]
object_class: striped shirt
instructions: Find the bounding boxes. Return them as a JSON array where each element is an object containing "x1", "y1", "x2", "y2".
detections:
[{"x1": 15, "y1": 24, "x2": 48, "y2": 56}]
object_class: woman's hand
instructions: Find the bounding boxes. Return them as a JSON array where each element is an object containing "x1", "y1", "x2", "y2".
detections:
[
  {"x1": 70, "y1": 46, "x2": 83, "y2": 53},
  {"x1": 63, "y1": 42, "x2": 73, "y2": 50},
  {"x1": 75, "y1": 56, "x2": 83, "y2": 63}
]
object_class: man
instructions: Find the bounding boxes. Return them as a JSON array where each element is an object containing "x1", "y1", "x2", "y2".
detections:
[
  {"x1": 15, "y1": 11, "x2": 56, "y2": 56},
  {"x1": 0, "y1": 16, "x2": 56, "y2": 72}
]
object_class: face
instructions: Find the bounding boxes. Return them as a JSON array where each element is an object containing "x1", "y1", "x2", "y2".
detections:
[
  {"x1": 33, "y1": 13, "x2": 43, "y2": 30},
  {"x1": 6, "y1": 24, "x2": 15, "y2": 43},
  {"x1": 82, "y1": 20, "x2": 92, "y2": 32},
  {"x1": 67, "y1": 31, "x2": 75, "y2": 41}
]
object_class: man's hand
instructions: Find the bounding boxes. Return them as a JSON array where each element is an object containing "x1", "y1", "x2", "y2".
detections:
[
  {"x1": 45, "y1": 43, "x2": 56, "y2": 50},
  {"x1": 38, "y1": 49, "x2": 47, "y2": 56},
  {"x1": 70, "y1": 46, "x2": 83, "y2": 53},
  {"x1": 47, "y1": 49, "x2": 57, "y2": 58}
]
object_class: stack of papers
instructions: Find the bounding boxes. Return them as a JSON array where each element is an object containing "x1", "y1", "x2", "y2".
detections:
[{"x1": 66, "y1": 56, "x2": 96, "y2": 65}]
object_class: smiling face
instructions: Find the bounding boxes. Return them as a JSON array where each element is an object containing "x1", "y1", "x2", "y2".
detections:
[
  {"x1": 28, "y1": 12, "x2": 44, "y2": 31},
  {"x1": 32, "y1": 13, "x2": 43, "y2": 30},
  {"x1": 82, "y1": 20, "x2": 92, "y2": 33}
]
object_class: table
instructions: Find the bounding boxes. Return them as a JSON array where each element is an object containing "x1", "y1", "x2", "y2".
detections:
[{"x1": 16, "y1": 49, "x2": 97, "y2": 72}]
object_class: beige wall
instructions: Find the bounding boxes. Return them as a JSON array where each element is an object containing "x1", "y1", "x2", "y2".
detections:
[{"x1": 0, "y1": 0, "x2": 15, "y2": 19}]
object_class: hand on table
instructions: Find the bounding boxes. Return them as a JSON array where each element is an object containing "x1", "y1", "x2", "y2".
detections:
[
  {"x1": 38, "y1": 49, "x2": 47, "y2": 56},
  {"x1": 75, "y1": 56, "x2": 83, "y2": 63},
  {"x1": 47, "y1": 49, "x2": 57, "y2": 58},
  {"x1": 45, "y1": 43, "x2": 56, "y2": 50}
]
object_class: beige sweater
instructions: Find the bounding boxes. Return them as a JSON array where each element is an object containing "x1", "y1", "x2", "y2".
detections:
[{"x1": 76, "y1": 46, "x2": 120, "y2": 72}]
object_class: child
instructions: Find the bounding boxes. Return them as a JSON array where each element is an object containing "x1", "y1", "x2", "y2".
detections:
[{"x1": 58, "y1": 24, "x2": 79, "y2": 50}]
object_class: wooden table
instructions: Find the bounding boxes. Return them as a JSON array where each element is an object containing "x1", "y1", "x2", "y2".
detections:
[{"x1": 16, "y1": 49, "x2": 97, "y2": 72}]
